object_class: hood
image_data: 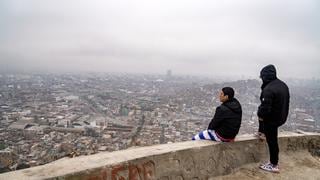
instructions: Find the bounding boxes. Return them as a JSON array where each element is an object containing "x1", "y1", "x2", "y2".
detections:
[
  {"x1": 260, "y1": 64, "x2": 277, "y2": 84},
  {"x1": 223, "y1": 98, "x2": 242, "y2": 114}
]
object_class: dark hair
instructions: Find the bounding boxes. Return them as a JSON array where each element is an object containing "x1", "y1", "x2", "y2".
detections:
[{"x1": 222, "y1": 87, "x2": 234, "y2": 99}]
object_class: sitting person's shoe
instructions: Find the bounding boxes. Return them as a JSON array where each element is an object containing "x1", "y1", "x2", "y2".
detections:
[{"x1": 259, "y1": 162, "x2": 280, "y2": 173}]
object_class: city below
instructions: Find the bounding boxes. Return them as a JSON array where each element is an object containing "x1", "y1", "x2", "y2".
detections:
[{"x1": 0, "y1": 72, "x2": 319, "y2": 173}]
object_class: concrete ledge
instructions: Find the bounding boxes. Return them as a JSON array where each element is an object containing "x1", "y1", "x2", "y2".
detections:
[{"x1": 0, "y1": 132, "x2": 319, "y2": 180}]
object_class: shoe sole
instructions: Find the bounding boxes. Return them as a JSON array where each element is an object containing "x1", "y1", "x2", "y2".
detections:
[{"x1": 259, "y1": 166, "x2": 280, "y2": 173}]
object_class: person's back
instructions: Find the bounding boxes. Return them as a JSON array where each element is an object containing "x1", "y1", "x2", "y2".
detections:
[
  {"x1": 208, "y1": 97, "x2": 242, "y2": 139},
  {"x1": 261, "y1": 78, "x2": 289, "y2": 126},
  {"x1": 258, "y1": 65, "x2": 290, "y2": 127}
]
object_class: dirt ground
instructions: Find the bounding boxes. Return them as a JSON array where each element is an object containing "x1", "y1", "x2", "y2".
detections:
[{"x1": 212, "y1": 150, "x2": 320, "y2": 180}]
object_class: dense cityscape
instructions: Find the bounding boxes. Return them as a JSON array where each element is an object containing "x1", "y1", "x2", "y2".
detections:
[{"x1": 0, "y1": 72, "x2": 319, "y2": 173}]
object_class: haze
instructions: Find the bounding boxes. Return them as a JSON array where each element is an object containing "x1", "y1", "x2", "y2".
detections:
[{"x1": 0, "y1": 0, "x2": 319, "y2": 79}]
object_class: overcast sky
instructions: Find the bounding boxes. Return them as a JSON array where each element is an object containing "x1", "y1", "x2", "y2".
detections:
[{"x1": 0, "y1": 0, "x2": 319, "y2": 79}]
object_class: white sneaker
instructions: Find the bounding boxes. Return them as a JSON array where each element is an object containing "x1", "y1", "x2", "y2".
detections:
[{"x1": 259, "y1": 163, "x2": 280, "y2": 173}]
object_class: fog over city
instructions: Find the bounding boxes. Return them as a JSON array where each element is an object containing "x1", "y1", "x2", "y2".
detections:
[{"x1": 1, "y1": 0, "x2": 319, "y2": 79}]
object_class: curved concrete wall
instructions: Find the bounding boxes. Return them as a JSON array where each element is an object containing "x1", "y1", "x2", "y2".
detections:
[{"x1": 0, "y1": 132, "x2": 319, "y2": 180}]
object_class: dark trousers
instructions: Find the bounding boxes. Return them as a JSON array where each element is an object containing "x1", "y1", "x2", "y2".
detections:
[
  {"x1": 258, "y1": 120, "x2": 264, "y2": 133},
  {"x1": 258, "y1": 121, "x2": 279, "y2": 165}
]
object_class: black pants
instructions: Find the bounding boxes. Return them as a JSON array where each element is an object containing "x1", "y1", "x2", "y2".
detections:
[
  {"x1": 258, "y1": 120, "x2": 264, "y2": 133},
  {"x1": 258, "y1": 121, "x2": 279, "y2": 165}
]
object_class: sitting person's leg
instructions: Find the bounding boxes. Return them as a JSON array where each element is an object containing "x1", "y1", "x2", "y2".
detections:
[{"x1": 192, "y1": 129, "x2": 221, "y2": 141}]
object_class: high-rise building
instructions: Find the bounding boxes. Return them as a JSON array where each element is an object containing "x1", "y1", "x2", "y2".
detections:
[{"x1": 166, "y1": 70, "x2": 172, "y2": 78}]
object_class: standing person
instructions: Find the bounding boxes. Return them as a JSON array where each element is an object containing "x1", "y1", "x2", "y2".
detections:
[
  {"x1": 258, "y1": 64, "x2": 290, "y2": 173},
  {"x1": 192, "y1": 87, "x2": 242, "y2": 142}
]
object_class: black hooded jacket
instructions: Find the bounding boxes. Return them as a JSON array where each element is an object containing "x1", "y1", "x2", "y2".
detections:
[
  {"x1": 258, "y1": 65, "x2": 290, "y2": 126},
  {"x1": 208, "y1": 98, "x2": 242, "y2": 139}
]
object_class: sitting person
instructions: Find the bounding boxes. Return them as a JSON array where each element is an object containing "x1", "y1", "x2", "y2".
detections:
[{"x1": 192, "y1": 87, "x2": 242, "y2": 142}]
